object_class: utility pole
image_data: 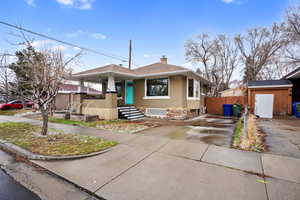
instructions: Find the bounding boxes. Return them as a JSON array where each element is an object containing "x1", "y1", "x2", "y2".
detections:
[{"x1": 128, "y1": 40, "x2": 132, "y2": 70}]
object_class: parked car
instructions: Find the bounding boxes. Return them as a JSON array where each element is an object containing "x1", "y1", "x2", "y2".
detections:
[{"x1": 0, "y1": 100, "x2": 33, "y2": 110}]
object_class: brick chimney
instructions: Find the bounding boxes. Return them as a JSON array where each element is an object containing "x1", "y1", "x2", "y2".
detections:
[{"x1": 160, "y1": 56, "x2": 168, "y2": 64}]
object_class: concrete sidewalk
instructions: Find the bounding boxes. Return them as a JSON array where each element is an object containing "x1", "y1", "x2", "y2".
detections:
[{"x1": 1, "y1": 115, "x2": 300, "y2": 200}]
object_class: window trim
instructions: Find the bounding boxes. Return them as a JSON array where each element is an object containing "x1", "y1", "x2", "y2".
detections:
[
  {"x1": 187, "y1": 77, "x2": 201, "y2": 100},
  {"x1": 143, "y1": 77, "x2": 170, "y2": 99}
]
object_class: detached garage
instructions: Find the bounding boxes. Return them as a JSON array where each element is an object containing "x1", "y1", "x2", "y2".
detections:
[{"x1": 247, "y1": 80, "x2": 293, "y2": 118}]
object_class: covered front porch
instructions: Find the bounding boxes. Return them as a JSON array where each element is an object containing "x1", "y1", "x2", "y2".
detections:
[{"x1": 70, "y1": 70, "x2": 139, "y2": 120}]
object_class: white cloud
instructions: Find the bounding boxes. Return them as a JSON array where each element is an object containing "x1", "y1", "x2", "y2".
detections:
[
  {"x1": 30, "y1": 40, "x2": 68, "y2": 51},
  {"x1": 31, "y1": 40, "x2": 53, "y2": 48},
  {"x1": 56, "y1": 0, "x2": 74, "y2": 5},
  {"x1": 25, "y1": 0, "x2": 35, "y2": 6},
  {"x1": 65, "y1": 30, "x2": 106, "y2": 40},
  {"x1": 65, "y1": 30, "x2": 84, "y2": 37},
  {"x1": 90, "y1": 33, "x2": 106, "y2": 40},
  {"x1": 221, "y1": 0, "x2": 248, "y2": 4},
  {"x1": 222, "y1": 0, "x2": 234, "y2": 3},
  {"x1": 55, "y1": 0, "x2": 95, "y2": 10},
  {"x1": 143, "y1": 54, "x2": 151, "y2": 58}
]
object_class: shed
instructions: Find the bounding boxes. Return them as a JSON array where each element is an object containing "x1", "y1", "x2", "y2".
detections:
[{"x1": 247, "y1": 80, "x2": 293, "y2": 117}]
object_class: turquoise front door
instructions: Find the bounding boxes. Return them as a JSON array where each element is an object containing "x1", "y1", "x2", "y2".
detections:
[{"x1": 125, "y1": 81, "x2": 134, "y2": 105}]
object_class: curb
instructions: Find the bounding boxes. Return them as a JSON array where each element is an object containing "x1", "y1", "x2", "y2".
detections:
[{"x1": 0, "y1": 139, "x2": 113, "y2": 161}]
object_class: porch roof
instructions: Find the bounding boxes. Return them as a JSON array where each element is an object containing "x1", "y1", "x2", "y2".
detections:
[{"x1": 70, "y1": 63, "x2": 211, "y2": 85}]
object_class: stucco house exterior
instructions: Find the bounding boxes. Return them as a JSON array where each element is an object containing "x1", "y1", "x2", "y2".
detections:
[{"x1": 69, "y1": 57, "x2": 210, "y2": 120}]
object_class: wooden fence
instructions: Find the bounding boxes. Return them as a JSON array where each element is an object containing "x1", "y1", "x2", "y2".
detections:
[{"x1": 205, "y1": 96, "x2": 245, "y2": 115}]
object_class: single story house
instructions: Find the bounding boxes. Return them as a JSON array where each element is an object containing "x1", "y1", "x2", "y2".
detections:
[
  {"x1": 282, "y1": 67, "x2": 300, "y2": 103},
  {"x1": 69, "y1": 57, "x2": 210, "y2": 120},
  {"x1": 247, "y1": 80, "x2": 293, "y2": 118},
  {"x1": 54, "y1": 83, "x2": 101, "y2": 110}
]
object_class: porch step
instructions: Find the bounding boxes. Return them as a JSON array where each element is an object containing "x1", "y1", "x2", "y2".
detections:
[{"x1": 118, "y1": 106, "x2": 145, "y2": 120}]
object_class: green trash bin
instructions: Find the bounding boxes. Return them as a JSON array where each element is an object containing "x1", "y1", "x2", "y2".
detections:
[
  {"x1": 296, "y1": 103, "x2": 300, "y2": 118},
  {"x1": 233, "y1": 104, "x2": 242, "y2": 117}
]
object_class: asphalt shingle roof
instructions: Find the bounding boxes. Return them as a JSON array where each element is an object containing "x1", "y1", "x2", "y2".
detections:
[
  {"x1": 248, "y1": 80, "x2": 293, "y2": 87},
  {"x1": 72, "y1": 62, "x2": 210, "y2": 84}
]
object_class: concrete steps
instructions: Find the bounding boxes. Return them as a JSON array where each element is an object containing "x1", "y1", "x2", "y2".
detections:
[{"x1": 118, "y1": 106, "x2": 145, "y2": 120}]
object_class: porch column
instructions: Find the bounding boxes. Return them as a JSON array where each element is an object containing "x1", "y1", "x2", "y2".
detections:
[
  {"x1": 107, "y1": 74, "x2": 116, "y2": 93},
  {"x1": 78, "y1": 80, "x2": 85, "y2": 114},
  {"x1": 79, "y1": 80, "x2": 84, "y2": 93}
]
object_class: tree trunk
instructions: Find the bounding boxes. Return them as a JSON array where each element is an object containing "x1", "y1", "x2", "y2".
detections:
[{"x1": 41, "y1": 107, "x2": 49, "y2": 136}]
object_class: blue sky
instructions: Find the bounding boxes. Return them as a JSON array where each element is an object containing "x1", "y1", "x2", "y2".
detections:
[{"x1": 0, "y1": 0, "x2": 294, "y2": 73}]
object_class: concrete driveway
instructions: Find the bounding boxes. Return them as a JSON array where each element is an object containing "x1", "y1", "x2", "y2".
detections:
[
  {"x1": 258, "y1": 118, "x2": 300, "y2": 159},
  {"x1": 1, "y1": 115, "x2": 300, "y2": 200},
  {"x1": 139, "y1": 116, "x2": 236, "y2": 148}
]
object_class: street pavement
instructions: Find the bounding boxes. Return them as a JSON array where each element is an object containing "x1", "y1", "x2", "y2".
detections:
[{"x1": 0, "y1": 168, "x2": 40, "y2": 200}]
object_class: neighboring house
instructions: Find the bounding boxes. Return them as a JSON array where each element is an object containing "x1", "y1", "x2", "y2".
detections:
[
  {"x1": 282, "y1": 67, "x2": 300, "y2": 103},
  {"x1": 247, "y1": 80, "x2": 293, "y2": 118},
  {"x1": 54, "y1": 83, "x2": 101, "y2": 110},
  {"x1": 220, "y1": 86, "x2": 244, "y2": 97},
  {"x1": 69, "y1": 57, "x2": 210, "y2": 120}
]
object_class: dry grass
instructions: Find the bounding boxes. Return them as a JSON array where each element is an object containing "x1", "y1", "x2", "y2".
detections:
[
  {"x1": 0, "y1": 122, "x2": 117, "y2": 156},
  {"x1": 48, "y1": 117, "x2": 153, "y2": 133},
  {"x1": 232, "y1": 114, "x2": 266, "y2": 152},
  {"x1": 0, "y1": 109, "x2": 30, "y2": 116}
]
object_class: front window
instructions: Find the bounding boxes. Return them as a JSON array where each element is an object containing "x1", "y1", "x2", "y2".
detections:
[
  {"x1": 146, "y1": 78, "x2": 169, "y2": 97},
  {"x1": 187, "y1": 78, "x2": 200, "y2": 99}
]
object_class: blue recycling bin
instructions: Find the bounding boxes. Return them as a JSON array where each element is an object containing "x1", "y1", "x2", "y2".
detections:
[
  {"x1": 223, "y1": 104, "x2": 233, "y2": 117},
  {"x1": 292, "y1": 102, "x2": 300, "y2": 116}
]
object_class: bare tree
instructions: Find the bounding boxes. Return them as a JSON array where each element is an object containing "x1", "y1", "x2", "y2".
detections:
[
  {"x1": 285, "y1": 2, "x2": 300, "y2": 64},
  {"x1": 185, "y1": 33, "x2": 240, "y2": 96},
  {"x1": 214, "y1": 34, "x2": 240, "y2": 90},
  {"x1": 10, "y1": 40, "x2": 81, "y2": 135},
  {"x1": 258, "y1": 46, "x2": 299, "y2": 80},
  {"x1": 0, "y1": 53, "x2": 15, "y2": 102},
  {"x1": 287, "y1": 3, "x2": 300, "y2": 40},
  {"x1": 235, "y1": 23, "x2": 289, "y2": 82}
]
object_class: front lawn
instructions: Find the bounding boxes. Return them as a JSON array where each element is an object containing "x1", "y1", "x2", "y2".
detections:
[
  {"x1": 48, "y1": 117, "x2": 89, "y2": 126},
  {"x1": 0, "y1": 109, "x2": 31, "y2": 116},
  {"x1": 48, "y1": 117, "x2": 153, "y2": 133},
  {"x1": 0, "y1": 122, "x2": 117, "y2": 156}
]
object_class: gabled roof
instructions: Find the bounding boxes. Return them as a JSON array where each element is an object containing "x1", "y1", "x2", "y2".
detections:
[
  {"x1": 248, "y1": 80, "x2": 293, "y2": 88},
  {"x1": 73, "y1": 64, "x2": 135, "y2": 76},
  {"x1": 133, "y1": 63, "x2": 187, "y2": 75},
  {"x1": 282, "y1": 67, "x2": 300, "y2": 79}
]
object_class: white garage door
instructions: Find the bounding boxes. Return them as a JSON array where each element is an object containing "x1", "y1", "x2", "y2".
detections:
[{"x1": 255, "y1": 94, "x2": 274, "y2": 118}]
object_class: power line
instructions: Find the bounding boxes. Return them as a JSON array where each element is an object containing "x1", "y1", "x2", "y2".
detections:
[{"x1": 0, "y1": 20, "x2": 128, "y2": 62}]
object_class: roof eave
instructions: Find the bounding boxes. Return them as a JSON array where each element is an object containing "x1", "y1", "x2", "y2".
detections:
[
  {"x1": 248, "y1": 84, "x2": 293, "y2": 89},
  {"x1": 70, "y1": 69, "x2": 211, "y2": 84}
]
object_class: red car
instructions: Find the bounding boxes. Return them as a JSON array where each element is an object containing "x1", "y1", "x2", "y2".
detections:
[{"x1": 0, "y1": 100, "x2": 33, "y2": 110}]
